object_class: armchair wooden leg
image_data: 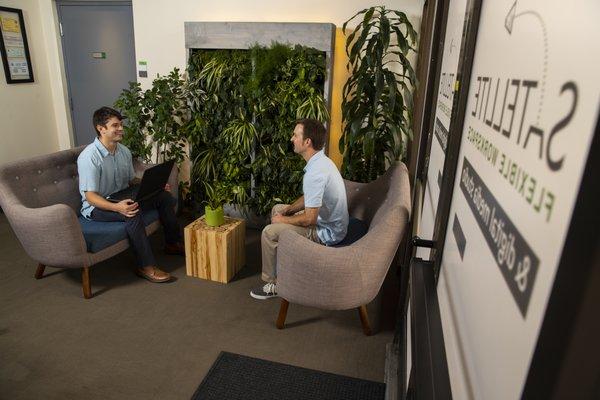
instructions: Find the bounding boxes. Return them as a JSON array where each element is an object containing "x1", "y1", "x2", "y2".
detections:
[
  {"x1": 34, "y1": 263, "x2": 45, "y2": 279},
  {"x1": 276, "y1": 299, "x2": 289, "y2": 329},
  {"x1": 358, "y1": 305, "x2": 373, "y2": 336},
  {"x1": 82, "y1": 267, "x2": 92, "y2": 299}
]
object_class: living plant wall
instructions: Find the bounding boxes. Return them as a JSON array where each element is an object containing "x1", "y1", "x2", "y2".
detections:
[
  {"x1": 186, "y1": 43, "x2": 329, "y2": 216},
  {"x1": 116, "y1": 43, "x2": 328, "y2": 216}
]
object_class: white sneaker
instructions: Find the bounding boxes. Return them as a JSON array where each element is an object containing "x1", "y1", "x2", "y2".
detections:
[{"x1": 250, "y1": 282, "x2": 278, "y2": 300}]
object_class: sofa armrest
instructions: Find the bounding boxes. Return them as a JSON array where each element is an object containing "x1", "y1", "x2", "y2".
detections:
[
  {"x1": 277, "y1": 230, "x2": 368, "y2": 310},
  {"x1": 5, "y1": 203, "x2": 87, "y2": 268}
]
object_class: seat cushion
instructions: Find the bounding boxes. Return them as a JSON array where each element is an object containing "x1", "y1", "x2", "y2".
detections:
[
  {"x1": 79, "y1": 209, "x2": 159, "y2": 253},
  {"x1": 332, "y1": 217, "x2": 368, "y2": 247}
]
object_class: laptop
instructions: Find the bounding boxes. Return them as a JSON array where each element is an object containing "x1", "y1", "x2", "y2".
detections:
[{"x1": 106, "y1": 159, "x2": 175, "y2": 203}]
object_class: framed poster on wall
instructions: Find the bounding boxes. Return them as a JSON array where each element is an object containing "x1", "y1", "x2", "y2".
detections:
[{"x1": 0, "y1": 6, "x2": 34, "y2": 83}]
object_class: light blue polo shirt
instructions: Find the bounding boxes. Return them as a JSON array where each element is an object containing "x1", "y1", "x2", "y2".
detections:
[
  {"x1": 303, "y1": 150, "x2": 349, "y2": 245},
  {"x1": 77, "y1": 138, "x2": 135, "y2": 218}
]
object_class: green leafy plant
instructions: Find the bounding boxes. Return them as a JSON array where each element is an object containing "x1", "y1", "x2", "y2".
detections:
[
  {"x1": 118, "y1": 44, "x2": 329, "y2": 217},
  {"x1": 249, "y1": 44, "x2": 329, "y2": 215},
  {"x1": 186, "y1": 50, "x2": 253, "y2": 214},
  {"x1": 143, "y1": 68, "x2": 190, "y2": 164},
  {"x1": 186, "y1": 44, "x2": 328, "y2": 216},
  {"x1": 340, "y1": 6, "x2": 417, "y2": 182},
  {"x1": 114, "y1": 82, "x2": 153, "y2": 161},
  {"x1": 204, "y1": 181, "x2": 232, "y2": 210},
  {"x1": 115, "y1": 69, "x2": 191, "y2": 165}
]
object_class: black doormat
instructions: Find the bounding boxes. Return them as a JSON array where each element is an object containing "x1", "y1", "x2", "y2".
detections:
[{"x1": 191, "y1": 352, "x2": 386, "y2": 400}]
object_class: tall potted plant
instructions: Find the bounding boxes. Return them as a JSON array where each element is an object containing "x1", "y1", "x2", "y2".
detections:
[
  {"x1": 115, "y1": 69, "x2": 190, "y2": 164},
  {"x1": 114, "y1": 81, "x2": 153, "y2": 162},
  {"x1": 340, "y1": 6, "x2": 418, "y2": 182},
  {"x1": 143, "y1": 68, "x2": 190, "y2": 164}
]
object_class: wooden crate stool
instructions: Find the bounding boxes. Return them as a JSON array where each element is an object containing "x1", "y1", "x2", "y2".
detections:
[{"x1": 184, "y1": 216, "x2": 246, "y2": 283}]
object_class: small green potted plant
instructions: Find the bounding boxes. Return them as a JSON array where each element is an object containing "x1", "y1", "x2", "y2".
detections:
[{"x1": 204, "y1": 182, "x2": 231, "y2": 227}]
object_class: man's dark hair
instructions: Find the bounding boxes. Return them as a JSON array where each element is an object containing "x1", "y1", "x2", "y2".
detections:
[
  {"x1": 93, "y1": 106, "x2": 123, "y2": 136},
  {"x1": 296, "y1": 119, "x2": 326, "y2": 151}
]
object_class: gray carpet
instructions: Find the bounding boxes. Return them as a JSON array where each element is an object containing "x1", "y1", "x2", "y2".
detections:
[
  {"x1": 0, "y1": 213, "x2": 395, "y2": 399},
  {"x1": 192, "y1": 352, "x2": 385, "y2": 400}
]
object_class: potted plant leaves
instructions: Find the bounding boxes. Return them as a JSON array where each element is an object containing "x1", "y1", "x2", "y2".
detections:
[
  {"x1": 204, "y1": 181, "x2": 231, "y2": 227},
  {"x1": 340, "y1": 6, "x2": 417, "y2": 182},
  {"x1": 115, "y1": 68, "x2": 190, "y2": 164}
]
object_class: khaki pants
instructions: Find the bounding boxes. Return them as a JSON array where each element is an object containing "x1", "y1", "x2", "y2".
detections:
[{"x1": 261, "y1": 204, "x2": 321, "y2": 282}]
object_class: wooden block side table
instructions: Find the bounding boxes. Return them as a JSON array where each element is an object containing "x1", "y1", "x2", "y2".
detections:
[{"x1": 184, "y1": 216, "x2": 246, "y2": 283}]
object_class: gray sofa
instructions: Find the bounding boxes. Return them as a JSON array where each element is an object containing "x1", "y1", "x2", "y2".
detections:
[
  {"x1": 275, "y1": 162, "x2": 411, "y2": 335},
  {"x1": 0, "y1": 146, "x2": 178, "y2": 298}
]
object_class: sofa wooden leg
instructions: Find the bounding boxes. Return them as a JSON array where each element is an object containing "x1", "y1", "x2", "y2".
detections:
[
  {"x1": 358, "y1": 305, "x2": 373, "y2": 336},
  {"x1": 276, "y1": 299, "x2": 289, "y2": 329},
  {"x1": 82, "y1": 267, "x2": 92, "y2": 299},
  {"x1": 34, "y1": 263, "x2": 45, "y2": 279}
]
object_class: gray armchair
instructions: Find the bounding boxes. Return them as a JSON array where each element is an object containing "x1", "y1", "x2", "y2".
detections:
[
  {"x1": 275, "y1": 162, "x2": 411, "y2": 335},
  {"x1": 0, "y1": 146, "x2": 178, "y2": 298}
]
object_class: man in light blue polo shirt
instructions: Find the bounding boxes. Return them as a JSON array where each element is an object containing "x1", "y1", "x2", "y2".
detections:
[
  {"x1": 78, "y1": 107, "x2": 184, "y2": 283},
  {"x1": 251, "y1": 119, "x2": 349, "y2": 300}
]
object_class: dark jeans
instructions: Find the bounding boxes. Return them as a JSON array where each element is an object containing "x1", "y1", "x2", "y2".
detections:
[{"x1": 91, "y1": 190, "x2": 182, "y2": 268}]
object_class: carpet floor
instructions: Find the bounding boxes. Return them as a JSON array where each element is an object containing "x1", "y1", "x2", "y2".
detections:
[{"x1": 0, "y1": 213, "x2": 395, "y2": 399}]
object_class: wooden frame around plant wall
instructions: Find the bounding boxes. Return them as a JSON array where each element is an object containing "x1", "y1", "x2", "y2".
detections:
[{"x1": 0, "y1": 6, "x2": 34, "y2": 84}]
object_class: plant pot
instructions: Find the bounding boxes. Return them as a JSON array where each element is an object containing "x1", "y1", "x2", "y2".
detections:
[{"x1": 205, "y1": 205, "x2": 225, "y2": 227}]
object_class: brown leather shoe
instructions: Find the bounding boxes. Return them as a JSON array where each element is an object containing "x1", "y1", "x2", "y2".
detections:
[
  {"x1": 164, "y1": 242, "x2": 185, "y2": 256},
  {"x1": 136, "y1": 266, "x2": 171, "y2": 283}
]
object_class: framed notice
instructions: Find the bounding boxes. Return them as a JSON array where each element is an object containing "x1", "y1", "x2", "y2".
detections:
[{"x1": 0, "y1": 6, "x2": 34, "y2": 83}]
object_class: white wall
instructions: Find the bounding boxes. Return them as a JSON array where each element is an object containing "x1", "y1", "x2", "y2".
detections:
[
  {"x1": 39, "y1": 0, "x2": 73, "y2": 152},
  {"x1": 0, "y1": 0, "x2": 60, "y2": 165},
  {"x1": 131, "y1": 0, "x2": 423, "y2": 89}
]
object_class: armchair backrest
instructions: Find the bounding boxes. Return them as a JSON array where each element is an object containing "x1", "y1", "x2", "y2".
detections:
[
  {"x1": 344, "y1": 163, "x2": 412, "y2": 301},
  {"x1": 344, "y1": 163, "x2": 411, "y2": 228},
  {"x1": 0, "y1": 146, "x2": 85, "y2": 213}
]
